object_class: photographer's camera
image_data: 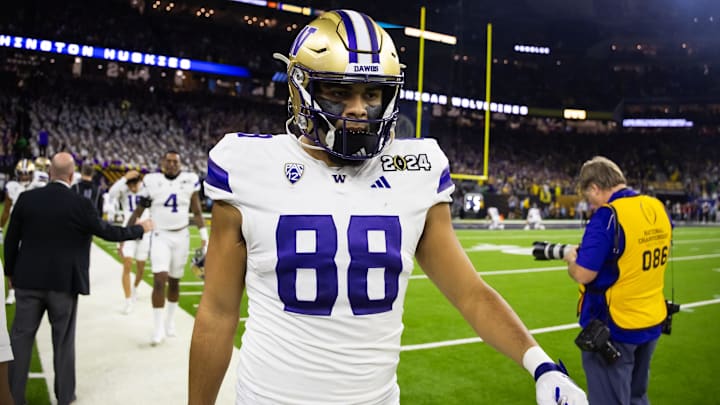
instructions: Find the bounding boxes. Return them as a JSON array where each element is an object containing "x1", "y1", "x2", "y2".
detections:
[
  {"x1": 532, "y1": 241, "x2": 572, "y2": 260},
  {"x1": 662, "y1": 300, "x2": 680, "y2": 335},
  {"x1": 575, "y1": 319, "x2": 622, "y2": 365}
]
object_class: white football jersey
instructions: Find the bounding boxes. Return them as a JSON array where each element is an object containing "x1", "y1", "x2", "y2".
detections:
[
  {"x1": 138, "y1": 171, "x2": 199, "y2": 230},
  {"x1": 107, "y1": 178, "x2": 150, "y2": 226},
  {"x1": 4, "y1": 180, "x2": 40, "y2": 211},
  {"x1": 205, "y1": 133, "x2": 454, "y2": 404},
  {"x1": 488, "y1": 206, "x2": 500, "y2": 220},
  {"x1": 527, "y1": 207, "x2": 542, "y2": 222},
  {"x1": 32, "y1": 170, "x2": 49, "y2": 185}
]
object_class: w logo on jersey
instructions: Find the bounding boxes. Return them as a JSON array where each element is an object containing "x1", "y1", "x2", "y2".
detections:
[
  {"x1": 285, "y1": 163, "x2": 304, "y2": 184},
  {"x1": 332, "y1": 174, "x2": 346, "y2": 183}
]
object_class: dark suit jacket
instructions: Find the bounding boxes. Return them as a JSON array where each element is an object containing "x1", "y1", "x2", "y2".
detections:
[{"x1": 3, "y1": 181, "x2": 144, "y2": 295}]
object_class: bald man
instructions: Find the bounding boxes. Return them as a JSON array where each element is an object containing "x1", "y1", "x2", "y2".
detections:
[{"x1": 4, "y1": 152, "x2": 154, "y2": 405}]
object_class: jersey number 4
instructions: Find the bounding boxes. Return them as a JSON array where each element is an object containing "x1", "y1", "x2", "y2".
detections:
[
  {"x1": 276, "y1": 215, "x2": 402, "y2": 316},
  {"x1": 164, "y1": 194, "x2": 178, "y2": 212}
]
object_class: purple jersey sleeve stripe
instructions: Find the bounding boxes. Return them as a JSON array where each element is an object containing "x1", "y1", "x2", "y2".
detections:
[
  {"x1": 361, "y1": 12, "x2": 381, "y2": 63},
  {"x1": 437, "y1": 166, "x2": 453, "y2": 193},
  {"x1": 206, "y1": 158, "x2": 231, "y2": 193},
  {"x1": 336, "y1": 10, "x2": 359, "y2": 63}
]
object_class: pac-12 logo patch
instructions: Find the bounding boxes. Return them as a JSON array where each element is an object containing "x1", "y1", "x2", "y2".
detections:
[{"x1": 285, "y1": 163, "x2": 304, "y2": 184}]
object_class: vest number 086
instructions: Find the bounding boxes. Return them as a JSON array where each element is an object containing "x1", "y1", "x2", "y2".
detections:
[{"x1": 642, "y1": 246, "x2": 668, "y2": 271}]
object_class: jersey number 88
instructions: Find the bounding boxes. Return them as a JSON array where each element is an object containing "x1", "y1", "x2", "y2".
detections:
[{"x1": 276, "y1": 215, "x2": 402, "y2": 316}]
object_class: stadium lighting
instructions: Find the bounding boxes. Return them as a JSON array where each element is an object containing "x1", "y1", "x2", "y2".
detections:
[
  {"x1": 404, "y1": 27, "x2": 457, "y2": 45},
  {"x1": 513, "y1": 44, "x2": 551, "y2": 55},
  {"x1": 622, "y1": 118, "x2": 694, "y2": 128},
  {"x1": 563, "y1": 109, "x2": 587, "y2": 120},
  {"x1": 228, "y1": 0, "x2": 456, "y2": 45}
]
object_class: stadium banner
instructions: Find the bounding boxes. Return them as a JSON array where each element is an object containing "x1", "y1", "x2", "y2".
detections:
[{"x1": 0, "y1": 34, "x2": 251, "y2": 78}]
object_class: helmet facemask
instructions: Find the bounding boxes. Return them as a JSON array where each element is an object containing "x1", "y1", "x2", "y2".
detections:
[
  {"x1": 290, "y1": 65, "x2": 401, "y2": 161},
  {"x1": 15, "y1": 159, "x2": 35, "y2": 185}
]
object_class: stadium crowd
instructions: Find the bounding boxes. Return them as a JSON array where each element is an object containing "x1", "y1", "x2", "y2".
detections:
[
  {"x1": 1, "y1": 71, "x2": 718, "y2": 223},
  {"x1": 1, "y1": 0, "x2": 718, "y2": 222}
]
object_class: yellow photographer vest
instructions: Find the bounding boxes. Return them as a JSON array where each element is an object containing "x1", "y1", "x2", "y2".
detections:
[{"x1": 606, "y1": 195, "x2": 672, "y2": 329}]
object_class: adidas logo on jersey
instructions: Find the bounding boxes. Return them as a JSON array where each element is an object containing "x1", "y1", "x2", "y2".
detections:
[{"x1": 370, "y1": 176, "x2": 391, "y2": 189}]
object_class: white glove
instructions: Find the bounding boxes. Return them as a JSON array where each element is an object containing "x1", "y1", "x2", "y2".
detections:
[{"x1": 535, "y1": 362, "x2": 588, "y2": 405}]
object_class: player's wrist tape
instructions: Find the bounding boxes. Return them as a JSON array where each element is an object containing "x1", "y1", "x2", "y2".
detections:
[
  {"x1": 533, "y1": 360, "x2": 568, "y2": 381},
  {"x1": 199, "y1": 227, "x2": 209, "y2": 242},
  {"x1": 522, "y1": 346, "x2": 554, "y2": 376}
]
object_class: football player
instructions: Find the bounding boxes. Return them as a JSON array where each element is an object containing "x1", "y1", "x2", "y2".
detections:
[
  {"x1": 127, "y1": 151, "x2": 207, "y2": 345},
  {"x1": 107, "y1": 169, "x2": 151, "y2": 314},
  {"x1": 525, "y1": 203, "x2": 547, "y2": 230},
  {"x1": 33, "y1": 156, "x2": 51, "y2": 186},
  {"x1": 189, "y1": 10, "x2": 587, "y2": 405},
  {"x1": 1, "y1": 159, "x2": 41, "y2": 305},
  {"x1": 487, "y1": 206, "x2": 505, "y2": 230}
]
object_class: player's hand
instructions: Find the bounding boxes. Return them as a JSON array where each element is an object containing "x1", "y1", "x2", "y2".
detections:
[
  {"x1": 125, "y1": 170, "x2": 140, "y2": 180},
  {"x1": 137, "y1": 219, "x2": 154, "y2": 233},
  {"x1": 200, "y1": 239, "x2": 208, "y2": 254},
  {"x1": 535, "y1": 362, "x2": 588, "y2": 405},
  {"x1": 117, "y1": 243, "x2": 124, "y2": 258}
]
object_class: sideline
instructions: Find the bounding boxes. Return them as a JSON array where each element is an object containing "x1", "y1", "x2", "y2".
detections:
[{"x1": 34, "y1": 244, "x2": 240, "y2": 404}]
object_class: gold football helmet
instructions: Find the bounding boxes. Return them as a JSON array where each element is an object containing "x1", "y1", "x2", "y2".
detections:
[
  {"x1": 34, "y1": 156, "x2": 51, "y2": 172},
  {"x1": 279, "y1": 9, "x2": 404, "y2": 160},
  {"x1": 15, "y1": 159, "x2": 35, "y2": 184}
]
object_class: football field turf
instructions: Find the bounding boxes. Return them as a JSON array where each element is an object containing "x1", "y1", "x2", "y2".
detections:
[{"x1": 6, "y1": 224, "x2": 720, "y2": 403}]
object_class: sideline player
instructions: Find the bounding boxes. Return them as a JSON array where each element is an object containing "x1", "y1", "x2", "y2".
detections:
[
  {"x1": 189, "y1": 10, "x2": 587, "y2": 405},
  {"x1": 1, "y1": 159, "x2": 42, "y2": 305},
  {"x1": 107, "y1": 169, "x2": 150, "y2": 314},
  {"x1": 33, "y1": 156, "x2": 51, "y2": 186},
  {"x1": 128, "y1": 151, "x2": 207, "y2": 345},
  {"x1": 525, "y1": 203, "x2": 546, "y2": 230},
  {"x1": 487, "y1": 206, "x2": 505, "y2": 230}
]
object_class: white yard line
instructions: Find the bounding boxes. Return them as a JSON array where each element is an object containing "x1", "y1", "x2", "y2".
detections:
[
  {"x1": 409, "y1": 253, "x2": 720, "y2": 280},
  {"x1": 401, "y1": 298, "x2": 720, "y2": 352}
]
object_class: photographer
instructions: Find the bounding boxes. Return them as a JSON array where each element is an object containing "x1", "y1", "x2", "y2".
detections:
[{"x1": 562, "y1": 156, "x2": 672, "y2": 405}]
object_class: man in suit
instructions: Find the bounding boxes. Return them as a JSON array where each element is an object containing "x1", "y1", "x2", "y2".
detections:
[{"x1": 3, "y1": 152, "x2": 154, "y2": 405}]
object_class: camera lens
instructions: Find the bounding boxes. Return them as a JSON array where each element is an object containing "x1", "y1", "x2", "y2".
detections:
[{"x1": 532, "y1": 241, "x2": 568, "y2": 260}]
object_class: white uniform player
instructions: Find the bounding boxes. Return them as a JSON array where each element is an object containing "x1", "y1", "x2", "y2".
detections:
[
  {"x1": 205, "y1": 133, "x2": 452, "y2": 403},
  {"x1": 33, "y1": 156, "x2": 50, "y2": 187},
  {"x1": 128, "y1": 151, "x2": 207, "y2": 345},
  {"x1": 1, "y1": 159, "x2": 42, "y2": 305},
  {"x1": 107, "y1": 171, "x2": 151, "y2": 313},
  {"x1": 487, "y1": 206, "x2": 505, "y2": 230},
  {"x1": 189, "y1": 10, "x2": 588, "y2": 405},
  {"x1": 525, "y1": 205, "x2": 546, "y2": 230},
  {"x1": 140, "y1": 170, "x2": 199, "y2": 276}
]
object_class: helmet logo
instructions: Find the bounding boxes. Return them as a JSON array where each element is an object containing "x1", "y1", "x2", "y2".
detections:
[
  {"x1": 351, "y1": 64, "x2": 379, "y2": 73},
  {"x1": 290, "y1": 26, "x2": 317, "y2": 57}
]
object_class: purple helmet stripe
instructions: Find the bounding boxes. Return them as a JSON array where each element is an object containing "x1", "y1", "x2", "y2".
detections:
[
  {"x1": 336, "y1": 10, "x2": 359, "y2": 63},
  {"x1": 361, "y1": 12, "x2": 381, "y2": 63}
]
